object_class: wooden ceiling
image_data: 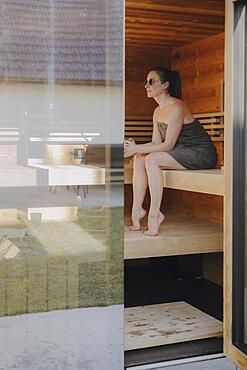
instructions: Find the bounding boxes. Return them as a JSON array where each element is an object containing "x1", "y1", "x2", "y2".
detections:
[{"x1": 126, "y1": 0, "x2": 225, "y2": 49}]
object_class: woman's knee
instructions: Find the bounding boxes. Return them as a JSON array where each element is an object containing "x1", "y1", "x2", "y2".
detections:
[
  {"x1": 133, "y1": 154, "x2": 146, "y2": 170},
  {"x1": 144, "y1": 153, "x2": 159, "y2": 169}
]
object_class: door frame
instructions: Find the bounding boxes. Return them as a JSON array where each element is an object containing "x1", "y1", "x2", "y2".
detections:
[{"x1": 224, "y1": 0, "x2": 247, "y2": 368}]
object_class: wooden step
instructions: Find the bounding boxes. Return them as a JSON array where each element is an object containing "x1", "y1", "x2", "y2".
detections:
[
  {"x1": 125, "y1": 301, "x2": 223, "y2": 351},
  {"x1": 124, "y1": 162, "x2": 224, "y2": 196},
  {"x1": 124, "y1": 213, "x2": 223, "y2": 259}
]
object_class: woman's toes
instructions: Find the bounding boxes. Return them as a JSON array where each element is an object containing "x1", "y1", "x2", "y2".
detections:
[
  {"x1": 130, "y1": 225, "x2": 141, "y2": 231},
  {"x1": 143, "y1": 230, "x2": 158, "y2": 236},
  {"x1": 143, "y1": 212, "x2": 165, "y2": 236},
  {"x1": 129, "y1": 209, "x2": 147, "y2": 231}
]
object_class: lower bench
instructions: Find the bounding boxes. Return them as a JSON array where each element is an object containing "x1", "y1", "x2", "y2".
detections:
[{"x1": 124, "y1": 213, "x2": 223, "y2": 260}]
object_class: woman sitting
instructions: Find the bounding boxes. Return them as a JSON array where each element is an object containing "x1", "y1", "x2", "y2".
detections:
[{"x1": 124, "y1": 66, "x2": 218, "y2": 236}]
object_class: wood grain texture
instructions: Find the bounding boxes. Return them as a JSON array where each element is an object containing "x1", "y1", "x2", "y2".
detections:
[
  {"x1": 126, "y1": 1, "x2": 224, "y2": 117},
  {"x1": 203, "y1": 253, "x2": 223, "y2": 286},
  {"x1": 172, "y1": 33, "x2": 225, "y2": 114},
  {"x1": 125, "y1": 301, "x2": 223, "y2": 350},
  {"x1": 124, "y1": 212, "x2": 223, "y2": 259},
  {"x1": 223, "y1": 0, "x2": 232, "y2": 348},
  {"x1": 125, "y1": 47, "x2": 171, "y2": 117},
  {"x1": 124, "y1": 185, "x2": 223, "y2": 225},
  {"x1": 126, "y1": 0, "x2": 225, "y2": 48},
  {"x1": 166, "y1": 189, "x2": 223, "y2": 225},
  {"x1": 163, "y1": 169, "x2": 224, "y2": 195},
  {"x1": 124, "y1": 159, "x2": 224, "y2": 196}
]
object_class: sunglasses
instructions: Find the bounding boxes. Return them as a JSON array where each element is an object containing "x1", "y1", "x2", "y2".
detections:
[{"x1": 144, "y1": 78, "x2": 161, "y2": 86}]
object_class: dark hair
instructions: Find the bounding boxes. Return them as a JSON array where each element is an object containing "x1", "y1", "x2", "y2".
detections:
[{"x1": 150, "y1": 66, "x2": 182, "y2": 99}]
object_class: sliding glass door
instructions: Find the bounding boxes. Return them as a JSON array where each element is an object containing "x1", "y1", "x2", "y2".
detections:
[
  {"x1": 232, "y1": 0, "x2": 247, "y2": 355},
  {"x1": 0, "y1": 1, "x2": 124, "y2": 369}
]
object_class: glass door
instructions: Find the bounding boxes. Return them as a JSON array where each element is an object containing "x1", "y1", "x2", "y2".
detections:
[
  {"x1": 232, "y1": 0, "x2": 247, "y2": 353},
  {"x1": 0, "y1": 1, "x2": 124, "y2": 369},
  {"x1": 225, "y1": 0, "x2": 247, "y2": 367}
]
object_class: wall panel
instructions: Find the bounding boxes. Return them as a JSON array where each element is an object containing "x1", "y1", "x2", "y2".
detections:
[
  {"x1": 125, "y1": 47, "x2": 171, "y2": 117},
  {"x1": 172, "y1": 32, "x2": 224, "y2": 114}
]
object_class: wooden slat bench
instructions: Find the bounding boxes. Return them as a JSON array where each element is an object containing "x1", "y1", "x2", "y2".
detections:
[
  {"x1": 125, "y1": 166, "x2": 224, "y2": 196},
  {"x1": 125, "y1": 112, "x2": 224, "y2": 196},
  {"x1": 124, "y1": 212, "x2": 223, "y2": 259}
]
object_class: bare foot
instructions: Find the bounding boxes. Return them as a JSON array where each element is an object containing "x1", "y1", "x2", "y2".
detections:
[
  {"x1": 130, "y1": 208, "x2": 147, "y2": 231},
  {"x1": 143, "y1": 212, "x2": 165, "y2": 236}
]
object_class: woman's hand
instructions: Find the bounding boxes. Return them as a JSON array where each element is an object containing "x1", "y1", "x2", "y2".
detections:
[{"x1": 124, "y1": 138, "x2": 137, "y2": 157}]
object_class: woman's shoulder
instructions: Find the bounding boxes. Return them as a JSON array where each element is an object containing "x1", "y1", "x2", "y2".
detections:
[
  {"x1": 170, "y1": 100, "x2": 184, "y2": 110},
  {"x1": 169, "y1": 99, "x2": 194, "y2": 118},
  {"x1": 168, "y1": 100, "x2": 194, "y2": 124},
  {"x1": 168, "y1": 98, "x2": 185, "y2": 109},
  {"x1": 162, "y1": 100, "x2": 186, "y2": 126},
  {"x1": 165, "y1": 99, "x2": 185, "y2": 116}
]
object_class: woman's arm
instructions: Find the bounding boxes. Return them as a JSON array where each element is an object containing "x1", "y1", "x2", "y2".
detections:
[
  {"x1": 126, "y1": 110, "x2": 162, "y2": 147},
  {"x1": 124, "y1": 104, "x2": 184, "y2": 157},
  {"x1": 124, "y1": 110, "x2": 162, "y2": 151}
]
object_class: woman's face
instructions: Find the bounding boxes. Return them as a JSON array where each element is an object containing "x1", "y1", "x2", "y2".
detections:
[{"x1": 144, "y1": 71, "x2": 164, "y2": 98}]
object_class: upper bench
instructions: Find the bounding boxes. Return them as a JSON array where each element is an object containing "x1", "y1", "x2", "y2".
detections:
[{"x1": 125, "y1": 112, "x2": 224, "y2": 196}]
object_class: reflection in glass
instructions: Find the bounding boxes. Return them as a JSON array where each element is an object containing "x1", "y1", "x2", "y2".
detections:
[
  {"x1": 245, "y1": 6, "x2": 247, "y2": 343},
  {"x1": 241, "y1": 4, "x2": 247, "y2": 346},
  {"x1": 0, "y1": 0, "x2": 123, "y2": 316}
]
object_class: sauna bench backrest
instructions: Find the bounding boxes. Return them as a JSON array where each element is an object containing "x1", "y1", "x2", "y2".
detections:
[{"x1": 125, "y1": 112, "x2": 224, "y2": 144}]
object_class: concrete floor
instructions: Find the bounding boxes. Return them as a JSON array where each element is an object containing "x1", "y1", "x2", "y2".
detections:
[{"x1": 0, "y1": 305, "x2": 123, "y2": 370}]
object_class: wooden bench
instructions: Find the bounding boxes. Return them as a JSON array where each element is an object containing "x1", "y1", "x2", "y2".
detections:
[
  {"x1": 125, "y1": 166, "x2": 224, "y2": 196},
  {"x1": 125, "y1": 112, "x2": 224, "y2": 196},
  {"x1": 124, "y1": 212, "x2": 223, "y2": 259}
]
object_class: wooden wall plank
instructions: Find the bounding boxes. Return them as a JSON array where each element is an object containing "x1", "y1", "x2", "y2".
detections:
[
  {"x1": 125, "y1": 47, "x2": 171, "y2": 117},
  {"x1": 203, "y1": 253, "x2": 223, "y2": 286},
  {"x1": 172, "y1": 32, "x2": 225, "y2": 114},
  {"x1": 165, "y1": 189, "x2": 223, "y2": 225},
  {"x1": 124, "y1": 185, "x2": 223, "y2": 226}
]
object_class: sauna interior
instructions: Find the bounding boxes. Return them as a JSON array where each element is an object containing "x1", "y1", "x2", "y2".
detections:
[{"x1": 124, "y1": 0, "x2": 225, "y2": 366}]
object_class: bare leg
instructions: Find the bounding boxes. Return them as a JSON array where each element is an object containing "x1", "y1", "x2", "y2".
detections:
[
  {"x1": 130, "y1": 154, "x2": 148, "y2": 230},
  {"x1": 144, "y1": 152, "x2": 186, "y2": 236}
]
